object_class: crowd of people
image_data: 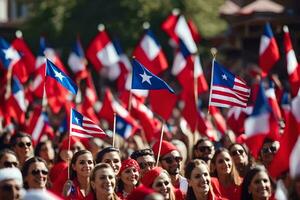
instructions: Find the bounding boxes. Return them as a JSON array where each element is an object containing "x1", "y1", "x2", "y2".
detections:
[{"x1": 0, "y1": 127, "x2": 299, "y2": 200}]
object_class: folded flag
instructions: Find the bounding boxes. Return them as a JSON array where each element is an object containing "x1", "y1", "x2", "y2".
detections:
[
  {"x1": 209, "y1": 61, "x2": 250, "y2": 108},
  {"x1": 46, "y1": 59, "x2": 78, "y2": 95},
  {"x1": 70, "y1": 108, "x2": 106, "y2": 138},
  {"x1": 131, "y1": 59, "x2": 175, "y2": 93}
]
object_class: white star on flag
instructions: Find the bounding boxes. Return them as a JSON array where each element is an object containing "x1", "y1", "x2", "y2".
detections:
[
  {"x1": 53, "y1": 69, "x2": 65, "y2": 81},
  {"x1": 139, "y1": 71, "x2": 152, "y2": 85},
  {"x1": 222, "y1": 74, "x2": 227, "y2": 80},
  {"x1": 75, "y1": 117, "x2": 80, "y2": 124},
  {"x1": 3, "y1": 47, "x2": 20, "y2": 61},
  {"x1": 117, "y1": 121, "x2": 124, "y2": 129}
]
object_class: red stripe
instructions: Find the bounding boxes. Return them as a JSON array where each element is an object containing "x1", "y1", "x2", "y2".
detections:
[
  {"x1": 71, "y1": 128, "x2": 106, "y2": 138},
  {"x1": 234, "y1": 81, "x2": 250, "y2": 89},
  {"x1": 212, "y1": 90, "x2": 248, "y2": 103},
  {"x1": 211, "y1": 98, "x2": 247, "y2": 108}
]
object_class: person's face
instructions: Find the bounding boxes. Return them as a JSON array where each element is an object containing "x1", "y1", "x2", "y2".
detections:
[
  {"x1": 0, "y1": 179, "x2": 22, "y2": 200},
  {"x1": 14, "y1": 137, "x2": 33, "y2": 163},
  {"x1": 189, "y1": 165, "x2": 211, "y2": 196},
  {"x1": 120, "y1": 166, "x2": 139, "y2": 187},
  {"x1": 0, "y1": 153, "x2": 19, "y2": 169},
  {"x1": 160, "y1": 150, "x2": 182, "y2": 176},
  {"x1": 194, "y1": 141, "x2": 214, "y2": 162},
  {"x1": 230, "y1": 144, "x2": 248, "y2": 166},
  {"x1": 152, "y1": 172, "x2": 171, "y2": 200},
  {"x1": 39, "y1": 141, "x2": 55, "y2": 162},
  {"x1": 25, "y1": 161, "x2": 48, "y2": 189},
  {"x1": 102, "y1": 151, "x2": 121, "y2": 175},
  {"x1": 136, "y1": 155, "x2": 155, "y2": 177},
  {"x1": 71, "y1": 142, "x2": 85, "y2": 153},
  {"x1": 215, "y1": 151, "x2": 232, "y2": 176},
  {"x1": 72, "y1": 153, "x2": 94, "y2": 178},
  {"x1": 248, "y1": 171, "x2": 271, "y2": 200},
  {"x1": 91, "y1": 167, "x2": 115, "y2": 197},
  {"x1": 260, "y1": 142, "x2": 278, "y2": 166},
  {"x1": 59, "y1": 149, "x2": 73, "y2": 162}
]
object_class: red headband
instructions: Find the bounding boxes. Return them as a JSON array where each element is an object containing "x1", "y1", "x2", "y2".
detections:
[
  {"x1": 119, "y1": 158, "x2": 140, "y2": 175},
  {"x1": 140, "y1": 167, "x2": 163, "y2": 188}
]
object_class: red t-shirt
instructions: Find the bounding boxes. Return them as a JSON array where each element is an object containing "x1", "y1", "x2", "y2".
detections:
[{"x1": 211, "y1": 177, "x2": 241, "y2": 200}]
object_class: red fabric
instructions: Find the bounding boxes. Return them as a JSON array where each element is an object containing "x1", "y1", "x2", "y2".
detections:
[
  {"x1": 211, "y1": 177, "x2": 241, "y2": 200},
  {"x1": 152, "y1": 140, "x2": 177, "y2": 158},
  {"x1": 65, "y1": 179, "x2": 91, "y2": 200},
  {"x1": 187, "y1": 19, "x2": 201, "y2": 43},
  {"x1": 174, "y1": 188, "x2": 185, "y2": 200},
  {"x1": 50, "y1": 163, "x2": 68, "y2": 194},
  {"x1": 119, "y1": 158, "x2": 140, "y2": 175},
  {"x1": 149, "y1": 90, "x2": 178, "y2": 121},
  {"x1": 161, "y1": 12, "x2": 180, "y2": 44},
  {"x1": 59, "y1": 137, "x2": 79, "y2": 151},
  {"x1": 127, "y1": 185, "x2": 157, "y2": 200},
  {"x1": 209, "y1": 106, "x2": 227, "y2": 135},
  {"x1": 140, "y1": 167, "x2": 163, "y2": 187}
]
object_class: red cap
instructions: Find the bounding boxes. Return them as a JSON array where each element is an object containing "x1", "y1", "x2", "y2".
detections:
[
  {"x1": 152, "y1": 140, "x2": 177, "y2": 158},
  {"x1": 119, "y1": 158, "x2": 140, "y2": 175},
  {"x1": 140, "y1": 167, "x2": 163, "y2": 188},
  {"x1": 59, "y1": 137, "x2": 79, "y2": 151},
  {"x1": 126, "y1": 185, "x2": 157, "y2": 200}
]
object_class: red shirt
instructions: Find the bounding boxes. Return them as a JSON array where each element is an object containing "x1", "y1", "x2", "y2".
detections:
[
  {"x1": 211, "y1": 177, "x2": 241, "y2": 200},
  {"x1": 65, "y1": 179, "x2": 90, "y2": 200}
]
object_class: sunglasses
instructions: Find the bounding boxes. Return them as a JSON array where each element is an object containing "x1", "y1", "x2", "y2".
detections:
[
  {"x1": 139, "y1": 161, "x2": 155, "y2": 169},
  {"x1": 155, "y1": 180, "x2": 170, "y2": 188},
  {"x1": 161, "y1": 156, "x2": 182, "y2": 164},
  {"x1": 0, "y1": 184, "x2": 20, "y2": 192},
  {"x1": 262, "y1": 146, "x2": 277, "y2": 154},
  {"x1": 17, "y1": 142, "x2": 31, "y2": 148},
  {"x1": 231, "y1": 149, "x2": 244, "y2": 156},
  {"x1": 3, "y1": 161, "x2": 18, "y2": 168},
  {"x1": 197, "y1": 146, "x2": 213, "y2": 153},
  {"x1": 31, "y1": 169, "x2": 48, "y2": 176}
]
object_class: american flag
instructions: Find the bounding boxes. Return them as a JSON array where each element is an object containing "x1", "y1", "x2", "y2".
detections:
[
  {"x1": 209, "y1": 61, "x2": 250, "y2": 108},
  {"x1": 70, "y1": 108, "x2": 106, "y2": 138}
]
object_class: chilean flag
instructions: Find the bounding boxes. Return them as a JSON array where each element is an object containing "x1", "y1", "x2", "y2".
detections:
[
  {"x1": 283, "y1": 25, "x2": 300, "y2": 97},
  {"x1": 6, "y1": 76, "x2": 28, "y2": 124},
  {"x1": 245, "y1": 82, "x2": 279, "y2": 158},
  {"x1": 68, "y1": 37, "x2": 88, "y2": 81},
  {"x1": 259, "y1": 23, "x2": 280, "y2": 77},
  {"x1": 133, "y1": 28, "x2": 168, "y2": 75},
  {"x1": 86, "y1": 26, "x2": 119, "y2": 71}
]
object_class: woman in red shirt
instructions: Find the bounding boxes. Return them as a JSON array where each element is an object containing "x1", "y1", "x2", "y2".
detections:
[{"x1": 210, "y1": 148, "x2": 242, "y2": 200}]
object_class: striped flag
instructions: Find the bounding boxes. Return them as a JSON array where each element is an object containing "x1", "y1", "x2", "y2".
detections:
[
  {"x1": 209, "y1": 61, "x2": 250, "y2": 108},
  {"x1": 70, "y1": 108, "x2": 106, "y2": 138}
]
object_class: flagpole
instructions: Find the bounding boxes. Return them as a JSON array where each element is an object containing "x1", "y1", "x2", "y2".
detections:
[
  {"x1": 156, "y1": 120, "x2": 165, "y2": 167},
  {"x1": 42, "y1": 60, "x2": 48, "y2": 111},
  {"x1": 193, "y1": 54, "x2": 199, "y2": 135},
  {"x1": 112, "y1": 112, "x2": 116, "y2": 147},
  {"x1": 208, "y1": 48, "x2": 217, "y2": 114},
  {"x1": 67, "y1": 108, "x2": 72, "y2": 180},
  {"x1": 4, "y1": 65, "x2": 13, "y2": 100}
]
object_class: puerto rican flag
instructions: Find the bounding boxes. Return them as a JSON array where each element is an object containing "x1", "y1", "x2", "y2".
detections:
[
  {"x1": 132, "y1": 28, "x2": 168, "y2": 75},
  {"x1": 245, "y1": 82, "x2": 279, "y2": 158},
  {"x1": 115, "y1": 115, "x2": 136, "y2": 139},
  {"x1": 68, "y1": 37, "x2": 88, "y2": 81},
  {"x1": 209, "y1": 61, "x2": 250, "y2": 108},
  {"x1": 0, "y1": 37, "x2": 21, "y2": 70},
  {"x1": 283, "y1": 25, "x2": 300, "y2": 97},
  {"x1": 70, "y1": 108, "x2": 106, "y2": 139},
  {"x1": 259, "y1": 23, "x2": 280, "y2": 77},
  {"x1": 86, "y1": 26, "x2": 119, "y2": 71}
]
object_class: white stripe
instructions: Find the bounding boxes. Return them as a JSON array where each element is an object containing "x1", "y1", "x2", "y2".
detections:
[
  {"x1": 31, "y1": 114, "x2": 44, "y2": 142},
  {"x1": 287, "y1": 50, "x2": 298, "y2": 75},
  {"x1": 171, "y1": 52, "x2": 186, "y2": 76},
  {"x1": 71, "y1": 124, "x2": 104, "y2": 134},
  {"x1": 175, "y1": 16, "x2": 197, "y2": 53},
  {"x1": 245, "y1": 113, "x2": 270, "y2": 137},
  {"x1": 141, "y1": 34, "x2": 160, "y2": 60},
  {"x1": 209, "y1": 101, "x2": 230, "y2": 108},
  {"x1": 259, "y1": 35, "x2": 270, "y2": 55},
  {"x1": 211, "y1": 94, "x2": 247, "y2": 106},
  {"x1": 96, "y1": 42, "x2": 120, "y2": 67},
  {"x1": 290, "y1": 136, "x2": 300, "y2": 178},
  {"x1": 212, "y1": 86, "x2": 248, "y2": 101},
  {"x1": 31, "y1": 75, "x2": 43, "y2": 91},
  {"x1": 70, "y1": 132, "x2": 93, "y2": 138}
]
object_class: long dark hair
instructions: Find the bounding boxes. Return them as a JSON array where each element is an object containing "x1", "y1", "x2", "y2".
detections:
[
  {"x1": 21, "y1": 156, "x2": 48, "y2": 189},
  {"x1": 69, "y1": 150, "x2": 94, "y2": 180}
]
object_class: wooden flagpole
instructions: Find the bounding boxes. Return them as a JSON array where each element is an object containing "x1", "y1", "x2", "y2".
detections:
[
  {"x1": 67, "y1": 108, "x2": 73, "y2": 180},
  {"x1": 156, "y1": 120, "x2": 165, "y2": 167},
  {"x1": 112, "y1": 112, "x2": 116, "y2": 147},
  {"x1": 208, "y1": 48, "x2": 217, "y2": 115}
]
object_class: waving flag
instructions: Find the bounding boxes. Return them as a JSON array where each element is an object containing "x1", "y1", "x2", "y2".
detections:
[
  {"x1": 209, "y1": 61, "x2": 250, "y2": 108},
  {"x1": 68, "y1": 37, "x2": 88, "y2": 80},
  {"x1": 0, "y1": 37, "x2": 21, "y2": 69},
  {"x1": 70, "y1": 108, "x2": 106, "y2": 138},
  {"x1": 245, "y1": 82, "x2": 279, "y2": 158},
  {"x1": 116, "y1": 115, "x2": 135, "y2": 139},
  {"x1": 131, "y1": 59, "x2": 174, "y2": 93},
  {"x1": 86, "y1": 26, "x2": 119, "y2": 71},
  {"x1": 133, "y1": 28, "x2": 168, "y2": 75},
  {"x1": 46, "y1": 59, "x2": 78, "y2": 95},
  {"x1": 265, "y1": 80, "x2": 282, "y2": 121},
  {"x1": 283, "y1": 25, "x2": 300, "y2": 96},
  {"x1": 259, "y1": 23, "x2": 280, "y2": 77}
]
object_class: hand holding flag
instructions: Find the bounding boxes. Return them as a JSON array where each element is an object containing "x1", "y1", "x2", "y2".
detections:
[{"x1": 131, "y1": 59, "x2": 175, "y2": 93}]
